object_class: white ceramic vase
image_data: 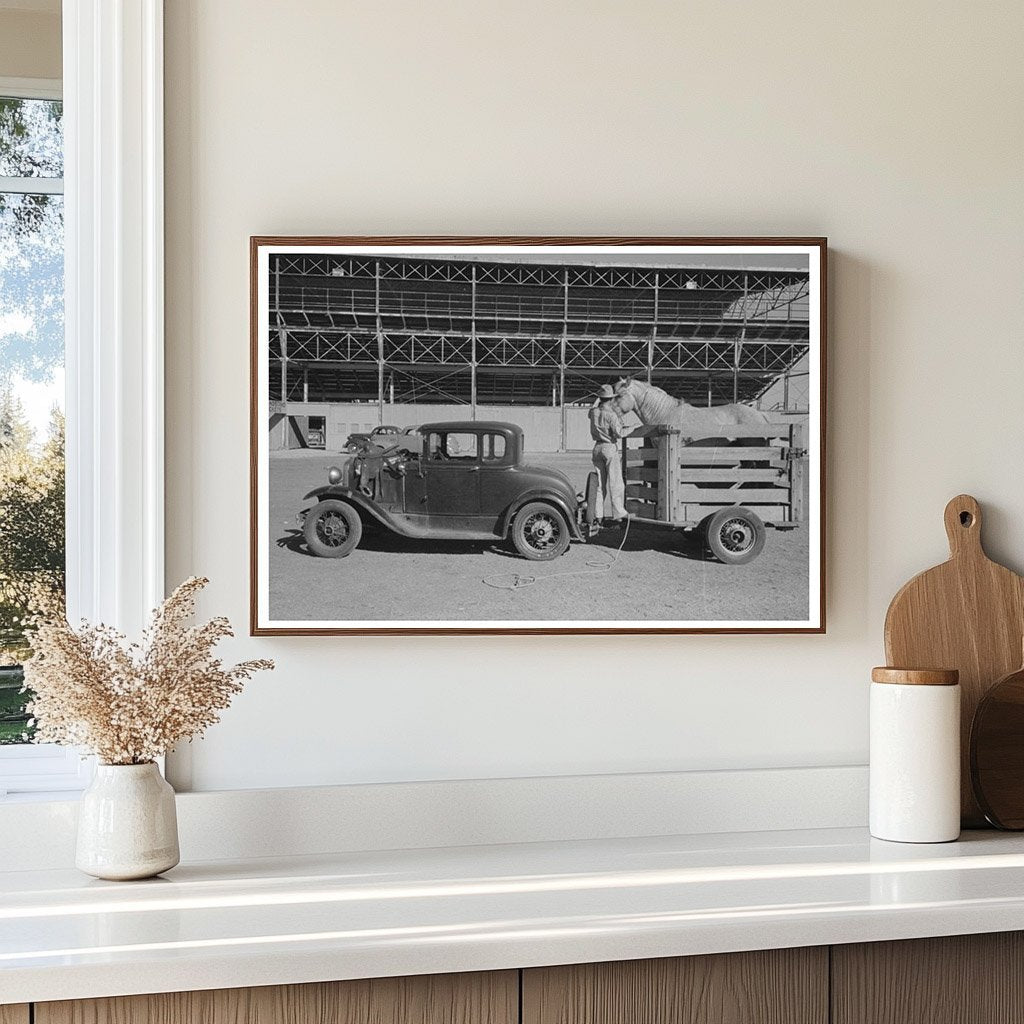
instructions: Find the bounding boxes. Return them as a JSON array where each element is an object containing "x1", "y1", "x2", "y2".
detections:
[{"x1": 76, "y1": 762, "x2": 180, "y2": 880}]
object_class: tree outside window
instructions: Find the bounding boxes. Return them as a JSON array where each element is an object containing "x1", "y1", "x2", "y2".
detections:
[{"x1": 0, "y1": 94, "x2": 65, "y2": 744}]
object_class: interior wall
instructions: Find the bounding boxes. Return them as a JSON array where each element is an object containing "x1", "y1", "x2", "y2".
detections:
[
  {"x1": 163, "y1": 0, "x2": 1024, "y2": 792},
  {"x1": 0, "y1": 7, "x2": 61, "y2": 80}
]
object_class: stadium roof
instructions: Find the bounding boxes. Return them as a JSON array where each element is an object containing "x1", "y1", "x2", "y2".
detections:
[{"x1": 267, "y1": 252, "x2": 811, "y2": 409}]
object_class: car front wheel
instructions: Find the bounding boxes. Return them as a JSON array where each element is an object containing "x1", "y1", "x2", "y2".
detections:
[
  {"x1": 512, "y1": 502, "x2": 571, "y2": 561},
  {"x1": 303, "y1": 499, "x2": 362, "y2": 558}
]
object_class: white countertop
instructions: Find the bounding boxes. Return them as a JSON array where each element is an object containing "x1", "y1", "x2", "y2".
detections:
[{"x1": 4, "y1": 826, "x2": 1024, "y2": 1004}]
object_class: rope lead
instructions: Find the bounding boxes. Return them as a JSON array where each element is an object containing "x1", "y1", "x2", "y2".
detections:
[{"x1": 482, "y1": 518, "x2": 631, "y2": 591}]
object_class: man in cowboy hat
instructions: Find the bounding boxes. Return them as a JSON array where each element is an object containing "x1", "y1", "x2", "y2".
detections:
[{"x1": 589, "y1": 384, "x2": 629, "y2": 527}]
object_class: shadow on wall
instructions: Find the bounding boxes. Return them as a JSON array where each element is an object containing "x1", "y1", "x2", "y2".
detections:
[
  {"x1": 269, "y1": 411, "x2": 309, "y2": 450},
  {"x1": 827, "y1": 249, "x2": 871, "y2": 635}
]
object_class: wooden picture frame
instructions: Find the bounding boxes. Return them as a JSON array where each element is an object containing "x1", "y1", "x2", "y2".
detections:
[{"x1": 250, "y1": 237, "x2": 826, "y2": 635}]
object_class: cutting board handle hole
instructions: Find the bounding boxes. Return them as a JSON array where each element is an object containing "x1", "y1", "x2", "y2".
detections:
[{"x1": 960, "y1": 511, "x2": 974, "y2": 527}]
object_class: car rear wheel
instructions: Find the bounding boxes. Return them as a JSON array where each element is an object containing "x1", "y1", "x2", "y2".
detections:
[
  {"x1": 512, "y1": 502, "x2": 571, "y2": 561},
  {"x1": 700, "y1": 506, "x2": 766, "y2": 565},
  {"x1": 303, "y1": 499, "x2": 362, "y2": 558}
]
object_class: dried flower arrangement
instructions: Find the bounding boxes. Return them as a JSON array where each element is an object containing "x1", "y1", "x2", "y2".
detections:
[{"x1": 22, "y1": 577, "x2": 273, "y2": 765}]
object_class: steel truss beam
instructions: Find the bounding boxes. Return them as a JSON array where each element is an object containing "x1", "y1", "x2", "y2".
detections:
[
  {"x1": 275, "y1": 310, "x2": 809, "y2": 336},
  {"x1": 274, "y1": 254, "x2": 807, "y2": 292},
  {"x1": 275, "y1": 331, "x2": 805, "y2": 374}
]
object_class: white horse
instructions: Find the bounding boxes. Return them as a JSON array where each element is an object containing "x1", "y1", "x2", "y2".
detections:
[
  {"x1": 613, "y1": 376, "x2": 769, "y2": 441},
  {"x1": 613, "y1": 379, "x2": 772, "y2": 498}
]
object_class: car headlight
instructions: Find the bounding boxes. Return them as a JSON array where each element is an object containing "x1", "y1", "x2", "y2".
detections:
[{"x1": 327, "y1": 466, "x2": 343, "y2": 485}]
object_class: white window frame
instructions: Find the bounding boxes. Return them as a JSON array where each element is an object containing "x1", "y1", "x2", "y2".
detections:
[
  {"x1": 0, "y1": 0, "x2": 165, "y2": 797},
  {"x1": 0, "y1": 78, "x2": 64, "y2": 193},
  {"x1": 0, "y1": 75, "x2": 84, "y2": 796},
  {"x1": 0, "y1": 76, "x2": 61, "y2": 101}
]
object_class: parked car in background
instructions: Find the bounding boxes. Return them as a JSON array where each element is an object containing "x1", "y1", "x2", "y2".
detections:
[{"x1": 343, "y1": 424, "x2": 400, "y2": 453}]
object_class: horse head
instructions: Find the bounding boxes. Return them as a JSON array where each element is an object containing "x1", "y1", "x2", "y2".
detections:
[
  {"x1": 613, "y1": 375, "x2": 689, "y2": 426},
  {"x1": 613, "y1": 376, "x2": 639, "y2": 414}
]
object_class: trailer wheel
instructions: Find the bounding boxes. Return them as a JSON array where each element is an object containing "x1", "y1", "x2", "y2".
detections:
[
  {"x1": 701, "y1": 507, "x2": 766, "y2": 565},
  {"x1": 303, "y1": 499, "x2": 362, "y2": 558}
]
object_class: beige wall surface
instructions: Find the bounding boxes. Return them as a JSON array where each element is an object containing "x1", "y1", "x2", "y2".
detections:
[
  {"x1": 164, "y1": 0, "x2": 1024, "y2": 791},
  {"x1": 0, "y1": 8, "x2": 60, "y2": 81}
]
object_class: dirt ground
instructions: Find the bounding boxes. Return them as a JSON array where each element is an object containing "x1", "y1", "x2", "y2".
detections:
[{"x1": 267, "y1": 451, "x2": 810, "y2": 623}]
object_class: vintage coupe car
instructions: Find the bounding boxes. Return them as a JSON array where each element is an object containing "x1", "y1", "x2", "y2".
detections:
[
  {"x1": 342, "y1": 423, "x2": 401, "y2": 454},
  {"x1": 300, "y1": 421, "x2": 592, "y2": 561}
]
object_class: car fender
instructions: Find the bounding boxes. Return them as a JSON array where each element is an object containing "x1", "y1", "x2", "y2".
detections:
[
  {"x1": 501, "y1": 490, "x2": 583, "y2": 541},
  {"x1": 303, "y1": 484, "x2": 352, "y2": 502},
  {"x1": 301, "y1": 486, "x2": 396, "y2": 531}
]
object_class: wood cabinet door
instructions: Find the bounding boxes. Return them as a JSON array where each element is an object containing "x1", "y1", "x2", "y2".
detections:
[
  {"x1": 832, "y1": 932, "x2": 1024, "y2": 1024},
  {"x1": 35, "y1": 971, "x2": 517, "y2": 1024},
  {"x1": 523, "y1": 948, "x2": 828, "y2": 1024},
  {"x1": 0, "y1": 1007, "x2": 30, "y2": 1024}
]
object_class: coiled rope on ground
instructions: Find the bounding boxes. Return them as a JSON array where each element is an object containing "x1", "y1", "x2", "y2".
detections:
[{"x1": 482, "y1": 517, "x2": 631, "y2": 590}]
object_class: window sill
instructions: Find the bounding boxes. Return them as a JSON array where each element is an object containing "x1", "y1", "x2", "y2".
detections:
[
  {"x1": 0, "y1": 765, "x2": 868, "y2": 870},
  {"x1": 0, "y1": 789, "x2": 85, "y2": 804},
  {"x1": 0, "y1": 746, "x2": 94, "y2": 799}
]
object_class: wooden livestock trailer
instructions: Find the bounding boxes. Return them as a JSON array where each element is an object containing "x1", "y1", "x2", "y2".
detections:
[{"x1": 621, "y1": 422, "x2": 807, "y2": 564}]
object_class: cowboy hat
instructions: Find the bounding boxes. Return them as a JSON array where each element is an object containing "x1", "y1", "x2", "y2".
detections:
[{"x1": 597, "y1": 384, "x2": 615, "y2": 400}]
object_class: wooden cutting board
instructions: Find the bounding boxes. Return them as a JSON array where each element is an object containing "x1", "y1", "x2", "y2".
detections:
[{"x1": 884, "y1": 494, "x2": 1024, "y2": 826}]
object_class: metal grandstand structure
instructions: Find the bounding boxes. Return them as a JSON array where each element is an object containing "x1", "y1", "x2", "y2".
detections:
[{"x1": 269, "y1": 253, "x2": 811, "y2": 417}]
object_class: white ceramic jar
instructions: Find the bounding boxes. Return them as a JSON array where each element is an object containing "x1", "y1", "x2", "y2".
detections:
[
  {"x1": 870, "y1": 667, "x2": 961, "y2": 843},
  {"x1": 76, "y1": 762, "x2": 180, "y2": 880}
]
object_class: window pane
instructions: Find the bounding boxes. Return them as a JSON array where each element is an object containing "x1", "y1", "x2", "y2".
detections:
[
  {"x1": 0, "y1": 183, "x2": 65, "y2": 745},
  {"x1": 0, "y1": 98, "x2": 63, "y2": 179},
  {"x1": 427, "y1": 432, "x2": 481, "y2": 460},
  {"x1": 448, "y1": 434, "x2": 477, "y2": 459},
  {"x1": 483, "y1": 434, "x2": 506, "y2": 461}
]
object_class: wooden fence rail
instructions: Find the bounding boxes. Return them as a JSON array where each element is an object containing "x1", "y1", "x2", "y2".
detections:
[{"x1": 622, "y1": 423, "x2": 807, "y2": 526}]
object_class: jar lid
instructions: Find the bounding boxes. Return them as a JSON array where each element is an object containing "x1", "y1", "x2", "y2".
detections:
[{"x1": 871, "y1": 667, "x2": 959, "y2": 686}]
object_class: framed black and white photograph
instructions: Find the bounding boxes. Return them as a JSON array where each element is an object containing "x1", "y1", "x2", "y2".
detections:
[{"x1": 250, "y1": 237, "x2": 826, "y2": 635}]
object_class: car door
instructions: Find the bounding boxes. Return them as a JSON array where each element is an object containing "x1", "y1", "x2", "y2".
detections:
[
  {"x1": 423, "y1": 431, "x2": 481, "y2": 517},
  {"x1": 478, "y1": 431, "x2": 518, "y2": 519}
]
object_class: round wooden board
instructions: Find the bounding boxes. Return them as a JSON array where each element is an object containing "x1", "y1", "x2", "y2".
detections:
[{"x1": 971, "y1": 665, "x2": 1024, "y2": 829}]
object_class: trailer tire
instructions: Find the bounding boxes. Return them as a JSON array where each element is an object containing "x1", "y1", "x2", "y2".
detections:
[{"x1": 701, "y1": 507, "x2": 766, "y2": 565}]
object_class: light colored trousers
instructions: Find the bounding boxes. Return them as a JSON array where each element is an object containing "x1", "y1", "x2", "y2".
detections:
[{"x1": 592, "y1": 442, "x2": 627, "y2": 520}]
